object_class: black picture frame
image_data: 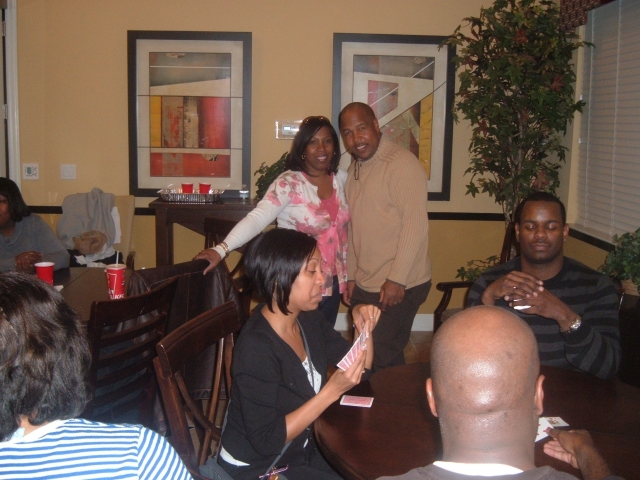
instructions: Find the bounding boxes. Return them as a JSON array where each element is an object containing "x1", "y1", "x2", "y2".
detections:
[
  {"x1": 127, "y1": 30, "x2": 252, "y2": 198},
  {"x1": 332, "y1": 33, "x2": 454, "y2": 201}
]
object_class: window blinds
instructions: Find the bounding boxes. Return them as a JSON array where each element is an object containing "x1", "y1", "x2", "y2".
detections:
[{"x1": 576, "y1": 0, "x2": 640, "y2": 240}]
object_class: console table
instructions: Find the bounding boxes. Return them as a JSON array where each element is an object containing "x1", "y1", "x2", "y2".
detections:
[{"x1": 149, "y1": 199, "x2": 255, "y2": 266}]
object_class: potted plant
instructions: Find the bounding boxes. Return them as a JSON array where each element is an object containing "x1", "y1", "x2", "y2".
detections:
[
  {"x1": 253, "y1": 152, "x2": 288, "y2": 202},
  {"x1": 600, "y1": 228, "x2": 640, "y2": 296},
  {"x1": 443, "y1": 0, "x2": 587, "y2": 227},
  {"x1": 456, "y1": 255, "x2": 500, "y2": 282}
]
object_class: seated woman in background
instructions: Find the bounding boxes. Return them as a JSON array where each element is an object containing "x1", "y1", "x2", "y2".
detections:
[
  {"x1": 218, "y1": 229, "x2": 379, "y2": 480},
  {"x1": 195, "y1": 116, "x2": 349, "y2": 327},
  {"x1": 0, "y1": 178, "x2": 69, "y2": 272},
  {"x1": 0, "y1": 272, "x2": 192, "y2": 480}
]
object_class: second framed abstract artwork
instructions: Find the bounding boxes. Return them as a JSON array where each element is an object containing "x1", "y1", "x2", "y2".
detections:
[
  {"x1": 128, "y1": 31, "x2": 251, "y2": 197},
  {"x1": 332, "y1": 33, "x2": 454, "y2": 201}
]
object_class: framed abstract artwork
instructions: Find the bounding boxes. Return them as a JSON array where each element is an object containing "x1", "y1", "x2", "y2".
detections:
[
  {"x1": 332, "y1": 33, "x2": 454, "y2": 201},
  {"x1": 128, "y1": 31, "x2": 252, "y2": 197}
]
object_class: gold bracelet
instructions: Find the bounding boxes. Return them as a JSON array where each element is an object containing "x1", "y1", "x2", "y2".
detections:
[{"x1": 217, "y1": 242, "x2": 229, "y2": 255}]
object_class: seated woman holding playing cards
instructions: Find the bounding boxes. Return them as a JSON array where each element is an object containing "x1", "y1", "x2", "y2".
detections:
[{"x1": 218, "y1": 228, "x2": 379, "y2": 480}]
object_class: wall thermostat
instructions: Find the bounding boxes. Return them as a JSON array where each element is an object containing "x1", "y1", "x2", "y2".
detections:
[{"x1": 276, "y1": 120, "x2": 302, "y2": 139}]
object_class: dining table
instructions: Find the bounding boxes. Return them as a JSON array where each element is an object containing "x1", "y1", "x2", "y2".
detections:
[
  {"x1": 314, "y1": 362, "x2": 640, "y2": 480},
  {"x1": 54, "y1": 267, "x2": 131, "y2": 322}
]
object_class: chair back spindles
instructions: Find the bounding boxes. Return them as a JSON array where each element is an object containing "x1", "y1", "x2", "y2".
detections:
[
  {"x1": 84, "y1": 276, "x2": 178, "y2": 428},
  {"x1": 154, "y1": 301, "x2": 240, "y2": 477}
]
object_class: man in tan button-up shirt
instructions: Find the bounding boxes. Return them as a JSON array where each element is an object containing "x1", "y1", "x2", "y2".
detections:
[{"x1": 340, "y1": 102, "x2": 431, "y2": 372}]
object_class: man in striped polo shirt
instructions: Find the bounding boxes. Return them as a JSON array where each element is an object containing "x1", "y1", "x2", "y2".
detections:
[{"x1": 467, "y1": 192, "x2": 620, "y2": 380}]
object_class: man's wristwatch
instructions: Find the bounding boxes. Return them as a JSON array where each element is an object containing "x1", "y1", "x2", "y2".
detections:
[{"x1": 562, "y1": 315, "x2": 582, "y2": 333}]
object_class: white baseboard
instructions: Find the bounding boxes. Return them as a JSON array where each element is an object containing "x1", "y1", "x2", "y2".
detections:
[{"x1": 335, "y1": 313, "x2": 433, "y2": 332}]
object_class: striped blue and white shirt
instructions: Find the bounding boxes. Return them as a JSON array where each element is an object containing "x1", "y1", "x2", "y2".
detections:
[{"x1": 0, "y1": 418, "x2": 193, "y2": 479}]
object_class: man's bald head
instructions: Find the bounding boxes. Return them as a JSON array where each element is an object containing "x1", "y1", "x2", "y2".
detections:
[
  {"x1": 432, "y1": 306, "x2": 539, "y2": 413},
  {"x1": 338, "y1": 102, "x2": 377, "y2": 129},
  {"x1": 427, "y1": 306, "x2": 543, "y2": 465}
]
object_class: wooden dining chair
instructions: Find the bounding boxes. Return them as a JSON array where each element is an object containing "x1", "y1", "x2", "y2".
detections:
[
  {"x1": 433, "y1": 222, "x2": 518, "y2": 331},
  {"x1": 204, "y1": 216, "x2": 254, "y2": 318},
  {"x1": 154, "y1": 301, "x2": 240, "y2": 479},
  {"x1": 83, "y1": 276, "x2": 179, "y2": 429}
]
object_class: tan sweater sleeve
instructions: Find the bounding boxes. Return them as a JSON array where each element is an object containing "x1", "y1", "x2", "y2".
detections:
[
  {"x1": 386, "y1": 154, "x2": 429, "y2": 286},
  {"x1": 347, "y1": 219, "x2": 356, "y2": 280}
]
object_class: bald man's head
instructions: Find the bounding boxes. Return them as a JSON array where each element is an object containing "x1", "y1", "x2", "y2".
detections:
[
  {"x1": 338, "y1": 102, "x2": 377, "y2": 129},
  {"x1": 427, "y1": 306, "x2": 543, "y2": 462},
  {"x1": 432, "y1": 306, "x2": 539, "y2": 413}
]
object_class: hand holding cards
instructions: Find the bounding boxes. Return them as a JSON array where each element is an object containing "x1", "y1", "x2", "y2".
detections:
[
  {"x1": 536, "y1": 417, "x2": 569, "y2": 442},
  {"x1": 511, "y1": 298, "x2": 531, "y2": 310},
  {"x1": 338, "y1": 324, "x2": 369, "y2": 371}
]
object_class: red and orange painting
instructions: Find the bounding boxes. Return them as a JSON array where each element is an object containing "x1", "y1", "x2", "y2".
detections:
[{"x1": 147, "y1": 52, "x2": 232, "y2": 178}]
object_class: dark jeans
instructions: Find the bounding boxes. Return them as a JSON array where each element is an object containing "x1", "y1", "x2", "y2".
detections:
[
  {"x1": 350, "y1": 280, "x2": 431, "y2": 372},
  {"x1": 317, "y1": 275, "x2": 341, "y2": 328}
]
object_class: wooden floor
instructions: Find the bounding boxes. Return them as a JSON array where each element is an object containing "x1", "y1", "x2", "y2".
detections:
[{"x1": 403, "y1": 331, "x2": 434, "y2": 364}]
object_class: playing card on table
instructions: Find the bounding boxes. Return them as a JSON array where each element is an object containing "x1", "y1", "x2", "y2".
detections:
[
  {"x1": 536, "y1": 416, "x2": 569, "y2": 442},
  {"x1": 337, "y1": 325, "x2": 369, "y2": 371},
  {"x1": 340, "y1": 395, "x2": 374, "y2": 408}
]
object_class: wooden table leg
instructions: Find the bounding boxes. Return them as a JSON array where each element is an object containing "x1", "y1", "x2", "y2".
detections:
[{"x1": 154, "y1": 207, "x2": 173, "y2": 266}]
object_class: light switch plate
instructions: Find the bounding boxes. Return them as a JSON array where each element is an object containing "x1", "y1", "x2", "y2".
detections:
[
  {"x1": 61, "y1": 164, "x2": 76, "y2": 179},
  {"x1": 23, "y1": 163, "x2": 39, "y2": 180}
]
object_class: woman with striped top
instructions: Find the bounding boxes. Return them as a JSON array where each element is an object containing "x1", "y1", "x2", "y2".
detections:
[{"x1": 0, "y1": 272, "x2": 192, "y2": 480}]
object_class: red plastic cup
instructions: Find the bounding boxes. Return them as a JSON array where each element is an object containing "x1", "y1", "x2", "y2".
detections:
[
  {"x1": 181, "y1": 183, "x2": 194, "y2": 194},
  {"x1": 35, "y1": 261, "x2": 54, "y2": 285},
  {"x1": 105, "y1": 264, "x2": 126, "y2": 299},
  {"x1": 199, "y1": 183, "x2": 211, "y2": 194}
]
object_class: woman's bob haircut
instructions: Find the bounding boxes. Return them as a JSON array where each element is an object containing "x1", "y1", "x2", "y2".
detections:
[
  {"x1": 244, "y1": 229, "x2": 318, "y2": 315},
  {"x1": 0, "y1": 272, "x2": 91, "y2": 441},
  {"x1": 0, "y1": 177, "x2": 31, "y2": 223},
  {"x1": 285, "y1": 116, "x2": 341, "y2": 176}
]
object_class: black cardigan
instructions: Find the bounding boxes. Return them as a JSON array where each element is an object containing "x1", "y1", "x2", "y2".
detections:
[{"x1": 220, "y1": 306, "x2": 351, "y2": 476}]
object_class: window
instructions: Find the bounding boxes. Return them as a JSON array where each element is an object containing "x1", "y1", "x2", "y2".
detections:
[{"x1": 576, "y1": 0, "x2": 640, "y2": 240}]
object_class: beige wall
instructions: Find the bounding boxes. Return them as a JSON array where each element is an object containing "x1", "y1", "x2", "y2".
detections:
[
  {"x1": 565, "y1": 236, "x2": 608, "y2": 271},
  {"x1": 20, "y1": 1, "x2": 607, "y2": 316},
  {"x1": 16, "y1": 0, "x2": 498, "y2": 213}
]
